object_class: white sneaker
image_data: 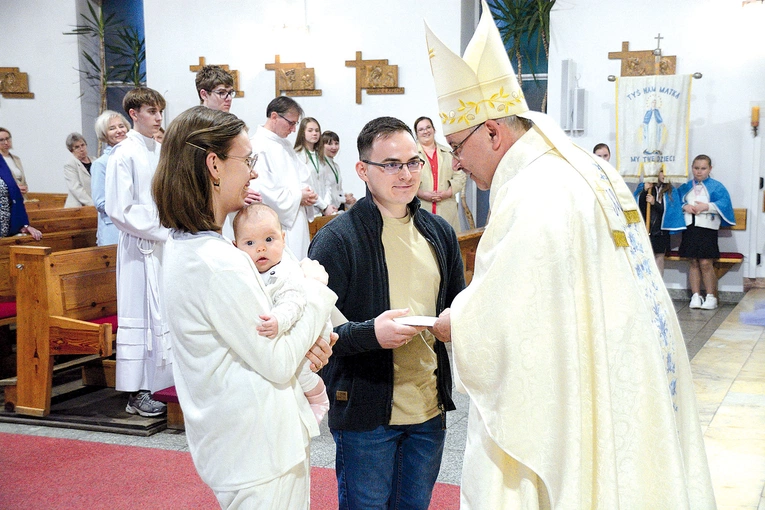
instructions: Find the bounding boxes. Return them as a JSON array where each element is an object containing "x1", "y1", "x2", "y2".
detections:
[
  {"x1": 700, "y1": 294, "x2": 718, "y2": 310},
  {"x1": 689, "y1": 293, "x2": 703, "y2": 309}
]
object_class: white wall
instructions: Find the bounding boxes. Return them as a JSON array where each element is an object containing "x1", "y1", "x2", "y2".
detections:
[
  {"x1": 0, "y1": 1, "x2": 85, "y2": 194},
  {"x1": 144, "y1": 0, "x2": 462, "y2": 200},
  {"x1": 548, "y1": 0, "x2": 765, "y2": 293}
]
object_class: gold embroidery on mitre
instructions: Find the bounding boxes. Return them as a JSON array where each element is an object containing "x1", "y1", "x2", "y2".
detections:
[
  {"x1": 612, "y1": 230, "x2": 629, "y2": 247},
  {"x1": 624, "y1": 210, "x2": 641, "y2": 224},
  {"x1": 440, "y1": 87, "x2": 526, "y2": 127}
]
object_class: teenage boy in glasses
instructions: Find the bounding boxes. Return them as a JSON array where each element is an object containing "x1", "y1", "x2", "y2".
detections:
[
  {"x1": 198, "y1": 65, "x2": 261, "y2": 237},
  {"x1": 308, "y1": 116, "x2": 465, "y2": 510},
  {"x1": 250, "y1": 96, "x2": 317, "y2": 258},
  {"x1": 195, "y1": 65, "x2": 235, "y2": 113}
]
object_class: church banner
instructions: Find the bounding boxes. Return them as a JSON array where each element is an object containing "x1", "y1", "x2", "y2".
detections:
[{"x1": 615, "y1": 75, "x2": 692, "y2": 184}]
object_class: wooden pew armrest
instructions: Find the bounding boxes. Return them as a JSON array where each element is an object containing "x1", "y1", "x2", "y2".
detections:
[{"x1": 49, "y1": 315, "x2": 113, "y2": 357}]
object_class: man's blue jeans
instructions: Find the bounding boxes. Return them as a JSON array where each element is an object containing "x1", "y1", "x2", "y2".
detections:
[{"x1": 331, "y1": 414, "x2": 445, "y2": 510}]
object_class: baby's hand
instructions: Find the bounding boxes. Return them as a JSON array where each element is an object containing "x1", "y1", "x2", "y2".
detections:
[{"x1": 257, "y1": 314, "x2": 279, "y2": 339}]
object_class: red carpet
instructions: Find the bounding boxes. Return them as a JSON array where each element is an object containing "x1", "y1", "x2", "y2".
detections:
[{"x1": 0, "y1": 432, "x2": 459, "y2": 509}]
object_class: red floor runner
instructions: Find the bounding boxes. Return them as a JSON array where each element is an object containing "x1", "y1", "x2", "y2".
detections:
[{"x1": 0, "y1": 432, "x2": 459, "y2": 509}]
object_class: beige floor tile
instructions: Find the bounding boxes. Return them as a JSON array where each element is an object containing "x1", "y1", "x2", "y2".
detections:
[
  {"x1": 705, "y1": 406, "x2": 765, "y2": 441},
  {"x1": 705, "y1": 436, "x2": 765, "y2": 508}
]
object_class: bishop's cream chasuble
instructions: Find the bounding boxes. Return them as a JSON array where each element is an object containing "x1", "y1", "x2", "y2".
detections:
[{"x1": 450, "y1": 128, "x2": 716, "y2": 509}]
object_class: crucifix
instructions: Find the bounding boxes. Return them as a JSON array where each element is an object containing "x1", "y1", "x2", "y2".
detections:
[
  {"x1": 608, "y1": 38, "x2": 676, "y2": 77},
  {"x1": 264, "y1": 55, "x2": 321, "y2": 97},
  {"x1": 345, "y1": 51, "x2": 404, "y2": 105},
  {"x1": 189, "y1": 57, "x2": 244, "y2": 98}
]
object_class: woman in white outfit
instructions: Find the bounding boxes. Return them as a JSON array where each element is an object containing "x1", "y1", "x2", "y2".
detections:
[{"x1": 153, "y1": 106, "x2": 336, "y2": 508}]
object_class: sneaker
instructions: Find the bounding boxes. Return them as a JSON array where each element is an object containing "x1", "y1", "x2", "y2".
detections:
[
  {"x1": 700, "y1": 294, "x2": 718, "y2": 310},
  {"x1": 689, "y1": 293, "x2": 703, "y2": 309},
  {"x1": 126, "y1": 391, "x2": 167, "y2": 417}
]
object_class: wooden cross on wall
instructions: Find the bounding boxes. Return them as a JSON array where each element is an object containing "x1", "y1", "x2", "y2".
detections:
[
  {"x1": 264, "y1": 55, "x2": 322, "y2": 97},
  {"x1": 345, "y1": 51, "x2": 404, "y2": 105},
  {"x1": 608, "y1": 35, "x2": 676, "y2": 77},
  {"x1": 189, "y1": 57, "x2": 244, "y2": 98}
]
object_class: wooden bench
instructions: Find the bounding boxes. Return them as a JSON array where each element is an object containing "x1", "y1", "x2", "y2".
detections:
[
  {"x1": 27, "y1": 206, "x2": 98, "y2": 234},
  {"x1": 308, "y1": 214, "x2": 337, "y2": 239},
  {"x1": 23, "y1": 193, "x2": 68, "y2": 211},
  {"x1": 664, "y1": 208, "x2": 747, "y2": 280},
  {"x1": 6, "y1": 245, "x2": 117, "y2": 417},
  {"x1": 0, "y1": 228, "x2": 98, "y2": 303},
  {"x1": 153, "y1": 386, "x2": 184, "y2": 430},
  {"x1": 457, "y1": 227, "x2": 483, "y2": 285}
]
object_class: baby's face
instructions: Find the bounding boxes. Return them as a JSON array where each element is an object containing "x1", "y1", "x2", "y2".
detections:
[{"x1": 236, "y1": 216, "x2": 286, "y2": 273}]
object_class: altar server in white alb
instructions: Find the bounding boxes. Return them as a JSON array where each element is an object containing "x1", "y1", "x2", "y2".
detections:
[
  {"x1": 105, "y1": 87, "x2": 173, "y2": 417},
  {"x1": 250, "y1": 96, "x2": 317, "y2": 259},
  {"x1": 426, "y1": 3, "x2": 716, "y2": 509}
]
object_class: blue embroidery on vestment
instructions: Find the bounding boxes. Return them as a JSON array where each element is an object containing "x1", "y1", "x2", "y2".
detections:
[{"x1": 625, "y1": 222, "x2": 679, "y2": 411}]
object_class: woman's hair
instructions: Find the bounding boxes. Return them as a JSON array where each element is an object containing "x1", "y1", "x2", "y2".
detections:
[
  {"x1": 65, "y1": 132, "x2": 86, "y2": 152},
  {"x1": 293, "y1": 117, "x2": 321, "y2": 152},
  {"x1": 319, "y1": 130, "x2": 339, "y2": 164},
  {"x1": 94, "y1": 110, "x2": 130, "y2": 144},
  {"x1": 152, "y1": 106, "x2": 247, "y2": 234},
  {"x1": 654, "y1": 173, "x2": 674, "y2": 202},
  {"x1": 593, "y1": 143, "x2": 610, "y2": 155},
  {"x1": 693, "y1": 154, "x2": 712, "y2": 167},
  {"x1": 413, "y1": 116, "x2": 434, "y2": 137},
  {"x1": 0, "y1": 127, "x2": 10, "y2": 137}
]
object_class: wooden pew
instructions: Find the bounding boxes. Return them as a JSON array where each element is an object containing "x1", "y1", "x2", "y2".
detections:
[
  {"x1": 457, "y1": 227, "x2": 484, "y2": 285},
  {"x1": 308, "y1": 214, "x2": 337, "y2": 239},
  {"x1": 665, "y1": 208, "x2": 747, "y2": 281},
  {"x1": 27, "y1": 206, "x2": 97, "y2": 235},
  {"x1": 0, "y1": 228, "x2": 97, "y2": 302},
  {"x1": 7, "y1": 245, "x2": 117, "y2": 417},
  {"x1": 23, "y1": 193, "x2": 68, "y2": 211}
]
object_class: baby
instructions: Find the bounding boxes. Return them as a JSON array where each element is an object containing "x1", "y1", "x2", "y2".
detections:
[{"x1": 233, "y1": 203, "x2": 331, "y2": 424}]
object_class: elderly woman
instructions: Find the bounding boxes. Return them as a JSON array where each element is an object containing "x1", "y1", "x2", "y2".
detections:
[
  {"x1": 0, "y1": 153, "x2": 41, "y2": 240},
  {"x1": 414, "y1": 116, "x2": 466, "y2": 232},
  {"x1": 152, "y1": 106, "x2": 335, "y2": 507},
  {"x1": 0, "y1": 128, "x2": 28, "y2": 194},
  {"x1": 63, "y1": 133, "x2": 94, "y2": 207},
  {"x1": 91, "y1": 111, "x2": 129, "y2": 245}
]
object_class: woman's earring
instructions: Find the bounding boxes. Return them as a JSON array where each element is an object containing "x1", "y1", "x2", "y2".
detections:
[{"x1": 213, "y1": 179, "x2": 220, "y2": 187}]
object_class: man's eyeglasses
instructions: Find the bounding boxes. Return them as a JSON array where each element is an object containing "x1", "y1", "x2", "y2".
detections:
[
  {"x1": 227, "y1": 153, "x2": 259, "y2": 170},
  {"x1": 277, "y1": 113, "x2": 298, "y2": 128},
  {"x1": 362, "y1": 158, "x2": 424, "y2": 175},
  {"x1": 208, "y1": 89, "x2": 236, "y2": 100},
  {"x1": 449, "y1": 122, "x2": 484, "y2": 160}
]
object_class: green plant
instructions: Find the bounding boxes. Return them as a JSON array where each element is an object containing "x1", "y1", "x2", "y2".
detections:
[
  {"x1": 487, "y1": 0, "x2": 555, "y2": 111},
  {"x1": 109, "y1": 27, "x2": 146, "y2": 86},
  {"x1": 64, "y1": 1, "x2": 145, "y2": 114}
]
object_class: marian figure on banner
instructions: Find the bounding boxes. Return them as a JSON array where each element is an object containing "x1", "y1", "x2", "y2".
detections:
[
  {"x1": 642, "y1": 96, "x2": 667, "y2": 155},
  {"x1": 616, "y1": 75, "x2": 691, "y2": 184}
]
